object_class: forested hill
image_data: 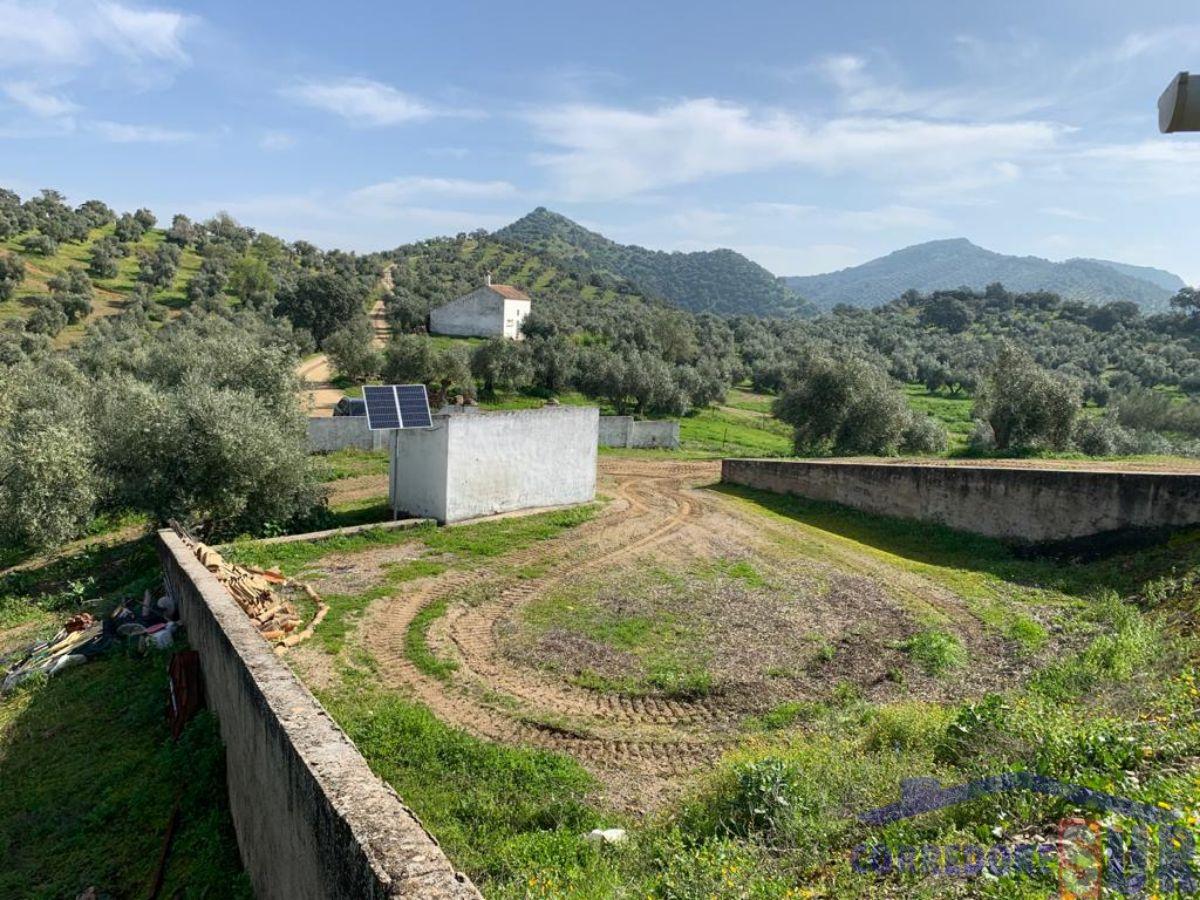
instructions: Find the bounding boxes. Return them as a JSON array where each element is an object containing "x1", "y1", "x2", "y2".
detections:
[
  {"x1": 783, "y1": 238, "x2": 1182, "y2": 312},
  {"x1": 1073, "y1": 258, "x2": 1187, "y2": 294},
  {"x1": 495, "y1": 207, "x2": 814, "y2": 318}
]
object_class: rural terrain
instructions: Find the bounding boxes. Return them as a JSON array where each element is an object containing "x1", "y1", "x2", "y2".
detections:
[{"x1": 2, "y1": 184, "x2": 1199, "y2": 897}]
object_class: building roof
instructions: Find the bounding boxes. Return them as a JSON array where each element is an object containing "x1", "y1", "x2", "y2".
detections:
[{"x1": 487, "y1": 284, "x2": 530, "y2": 300}]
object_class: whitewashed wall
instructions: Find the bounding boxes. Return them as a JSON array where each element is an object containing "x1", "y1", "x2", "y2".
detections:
[{"x1": 390, "y1": 407, "x2": 598, "y2": 522}]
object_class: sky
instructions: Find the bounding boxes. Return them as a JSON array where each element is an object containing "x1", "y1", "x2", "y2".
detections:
[{"x1": 1, "y1": 0, "x2": 1197, "y2": 283}]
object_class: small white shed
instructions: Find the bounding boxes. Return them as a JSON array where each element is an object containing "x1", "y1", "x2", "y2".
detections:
[
  {"x1": 429, "y1": 276, "x2": 531, "y2": 340},
  {"x1": 389, "y1": 406, "x2": 598, "y2": 523}
]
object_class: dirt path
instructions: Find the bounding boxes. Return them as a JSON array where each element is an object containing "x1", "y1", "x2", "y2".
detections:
[
  {"x1": 295, "y1": 270, "x2": 391, "y2": 417},
  {"x1": 356, "y1": 458, "x2": 1039, "y2": 812},
  {"x1": 297, "y1": 353, "x2": 342, "y2": 417}
]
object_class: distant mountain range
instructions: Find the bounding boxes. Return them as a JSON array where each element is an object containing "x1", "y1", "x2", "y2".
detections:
[
  {"x1": 783, "y1": 239, "x2": 1185, "y2": 312},
  {"x1": 496, "y1": 208, "x2": 812, "y2": 317}
]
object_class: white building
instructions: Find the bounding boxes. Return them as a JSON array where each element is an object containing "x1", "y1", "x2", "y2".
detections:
[
  {"x1": 389, "y1": 406, "x2": 598, "y2": 523},
  {"x1": 429, "y1": 275, "x2": 531, "y2": 340}
]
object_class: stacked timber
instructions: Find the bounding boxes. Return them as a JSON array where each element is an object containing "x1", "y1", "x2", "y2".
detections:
[{"x1": 173, "y1": 529, "x2": 327, "y2": 651}]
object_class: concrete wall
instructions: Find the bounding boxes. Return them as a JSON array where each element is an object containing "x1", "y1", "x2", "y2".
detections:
[
  {"x1": 429, "y1": 287, "x2": 505, "y2": 339},
  {"x1": 722, "y1": 458, "x2": 1200, "y2": 543},
  {"x1": 156, "y1": 531, "x2": 479, "y2": 900},
  {"x1": 391, "y1": 407, "x2": 598, "y2": 522},
  {"x1": 500, "y1": 298, "x2": 531, "y2": 340},
  {"x1": 307, "y1": 416, "x2": 387, "y2": 453},
  {"x1": 598, "y1": 416, "x2": 680, "y2": 449}
]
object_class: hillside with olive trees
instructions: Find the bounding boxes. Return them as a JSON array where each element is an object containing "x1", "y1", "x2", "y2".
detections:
[{"x1": 495, "y1": 206, "x2": 815, "y2": 317}]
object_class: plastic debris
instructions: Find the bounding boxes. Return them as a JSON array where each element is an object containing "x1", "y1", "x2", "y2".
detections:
[{"x1": 584, "y1": 828, "x2": 627, "y2": 846}]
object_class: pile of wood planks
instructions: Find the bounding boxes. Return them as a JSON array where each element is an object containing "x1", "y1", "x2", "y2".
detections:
[{"x1": 176, "y1": 531, "x2": 327, "y2": 652}]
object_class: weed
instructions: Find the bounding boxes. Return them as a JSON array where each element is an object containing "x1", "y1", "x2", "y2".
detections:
[
  {"x1": 746, "y1": 700, "x2": 823, "y2": 731},
  {"x1": 899, "y1": 629, "x2": 967, "y2": 675},
  {"x1": 406, "y1": 596, "x2": 458, "y2": 679}
]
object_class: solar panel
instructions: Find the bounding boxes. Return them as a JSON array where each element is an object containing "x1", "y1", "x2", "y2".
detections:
[
  {"x1": 395, "y1": 384, "x2": 433, "y2": 428},
  {"x1": 362, "y1": 384, "x2": 433, "y2": 431},
  {"x1": 363, "y1": 385, "x2": 401, "y2": 430}
]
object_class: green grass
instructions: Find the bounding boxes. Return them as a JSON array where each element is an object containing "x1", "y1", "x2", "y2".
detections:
[
  {"x1": 903, "y1": 383, "x2": 975, "y2": 452},
  {"x1": 291, "y1": 480, "x2": 1200, "y2": 897},
  {"x1": 677, "y1": 405, "x2": 792, "y2": 458},
  {"x1": 314, "y1": 448, "x2": 390, "y2": 481},
  {"x1": 320, "y1": 673, "x2": 617, "y2": 897},
  {"x1": 898, "y1": 628, "x2": 967, "y2": 675},
  {"x1": 521, "y1": 569, "x2": 716, "y2": 699},
  {"x1": 0, "y1": 654, "x2": 250, "y2": 899},
  {"x1": 0, "y1": 525, "x2": 248, "y2": 896},
  {"x1": 405, "y1": 594, "x2": 457, "y2": 678},
  {"x1": 227, "y1": 505, "x2": 598, "y2": 659}
]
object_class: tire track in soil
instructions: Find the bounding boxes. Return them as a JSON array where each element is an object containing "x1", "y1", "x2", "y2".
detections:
[
  {"x1": 360, "y1": 457, "x2": 1016, "y2": 806},
  {"x1": 362, "y1": 461, "x2": 735, "y2": 796}
]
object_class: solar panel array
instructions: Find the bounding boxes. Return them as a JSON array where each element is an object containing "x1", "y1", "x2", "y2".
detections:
[{"x1": 363, "y1": 384, "x2": 432, "y2": 431}]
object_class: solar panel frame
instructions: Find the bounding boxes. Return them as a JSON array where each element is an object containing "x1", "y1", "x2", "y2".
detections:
[{"x1": 363, "y1": 385, "x2": 401, "y2": 431}]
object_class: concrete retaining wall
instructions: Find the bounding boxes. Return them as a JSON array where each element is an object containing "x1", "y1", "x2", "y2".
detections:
[
  {"x1": 721, "y1": 458, "x2": 1200, "y2": 542},
  {"x1": 598, "y1": 416, "x2": 680, "y2": 449},
  {"x1": 390, "y1": 407, "x2": 598, "y2": 522},
  {"x1": 307, "y1": 416, "x2": 388, "y2": 453},
  {"x1": 156, "y1": 530, "x2": 479, "y2": 900}
]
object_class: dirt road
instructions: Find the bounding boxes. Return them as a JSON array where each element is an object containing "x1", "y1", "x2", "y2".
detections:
[{"x1": 296, "y1": 295, "x2": 390, "y2": 417}]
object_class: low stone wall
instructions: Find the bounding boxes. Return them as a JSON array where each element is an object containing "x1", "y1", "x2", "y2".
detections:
[
  {"x1": 721, "y1": 459, "x2": 1200, "y2": 542},
  {"x1": 157, "y1": 530, "x2": 479, "y2": 900},
  {"x1": 598, "y1": 416, "x2": 680, "y2": 449},
  {"x1": 307, "y1": 416, "x2": 388, "y2": 453}
]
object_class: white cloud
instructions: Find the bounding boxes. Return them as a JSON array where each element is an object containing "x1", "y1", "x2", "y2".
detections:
[
  {"x1": 283, "y1": 77, "x2": 435, "y2": 126},
  {"x1": 259, "y1": 130, "x2": 296, "y2": 151},
  {"x1": 2, "y1": 81, "x2": 78, "y2": 117},
  {"x1": 0, "y1": 1, "x2": 87, "y2": 67},
  {"x1": 93, "y1": 1, "x2": 191, "y2": 62},
  {"x1": 351, "y1": 176, "x2": 518, "y2": 206},
  {"x1": 90, "y1": 120, "x2": 194, "y2": 142},
  {"x1": 1039, "y1": 206, "x2": 1101, "y2": 223},
  {"x1": 813, "y1": 52, "x2": 1053, "y2": 121},
  {"x1": 0, "y1": 1, "x2": 193, "y2": 70},
  {"x1": 528, "y1": 98, "x2": 1063, "y2": 200}
]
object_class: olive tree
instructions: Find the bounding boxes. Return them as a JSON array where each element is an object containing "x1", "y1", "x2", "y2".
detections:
[
  {"x1": 0, "y1": 252, "x2": 24, "y2": 301},
  {"x1": 0, "y1": 360, "x2": 98, "y2": 548},
  {"x1": 275, "y1": 270, "x2": 366, "y2": 346},
  {"x1": 774, "y1": 354, "x2": 946, "y2": 456},
  {"x1": 137, "y1": 242, "x2": 181, "y2": 290},
  {"x1": 325, "y1": 315, "x2": 381, "y2": 383},
  {"x1": 973, "y1": 345, "x2": 1080, "y2": 452},
  {"x1": 48, "y1": 266, "x2": 95, "y2": 323},
  {"x1": 471, "y1": 338, "x2": 533, "y2": 396}
]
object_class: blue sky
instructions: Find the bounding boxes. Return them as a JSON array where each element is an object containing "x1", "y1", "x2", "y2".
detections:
[{"x1": 1, "y1": 0, "x2": 1197, "y2": 282}]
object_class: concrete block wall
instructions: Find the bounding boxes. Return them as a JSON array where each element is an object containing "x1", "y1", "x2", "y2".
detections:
[
  {"x1": 391, "y1": 407, "x2": 598, "y2": 522},
  {"x1": 598, "y1": 416, "x2": 680, "y2": 449},
  {"x1": 307, "y1": 416, "x2": 388, "y2": 453},
  {"x1": 157, "y1": 530, "x2": 479, "y2": 900},
  {"x1": 722, "y1": 458, "x2": 1200, "y2": 542}
]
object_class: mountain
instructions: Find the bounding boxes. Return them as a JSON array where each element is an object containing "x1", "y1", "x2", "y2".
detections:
[
  {"x1": 783, "y1": 238, "x2": 1183, "y2": 312},
  {"x1": 1073, "y1": 259, "x2": 1187, "y2": 294},
  {"x1": 495, "y1": 207, "x2": 813, "y2": 317}
]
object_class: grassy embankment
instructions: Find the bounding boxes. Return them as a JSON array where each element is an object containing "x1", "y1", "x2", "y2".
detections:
[{"x1": 0, "y1": 526, "x2": 248, "y2": 898}]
